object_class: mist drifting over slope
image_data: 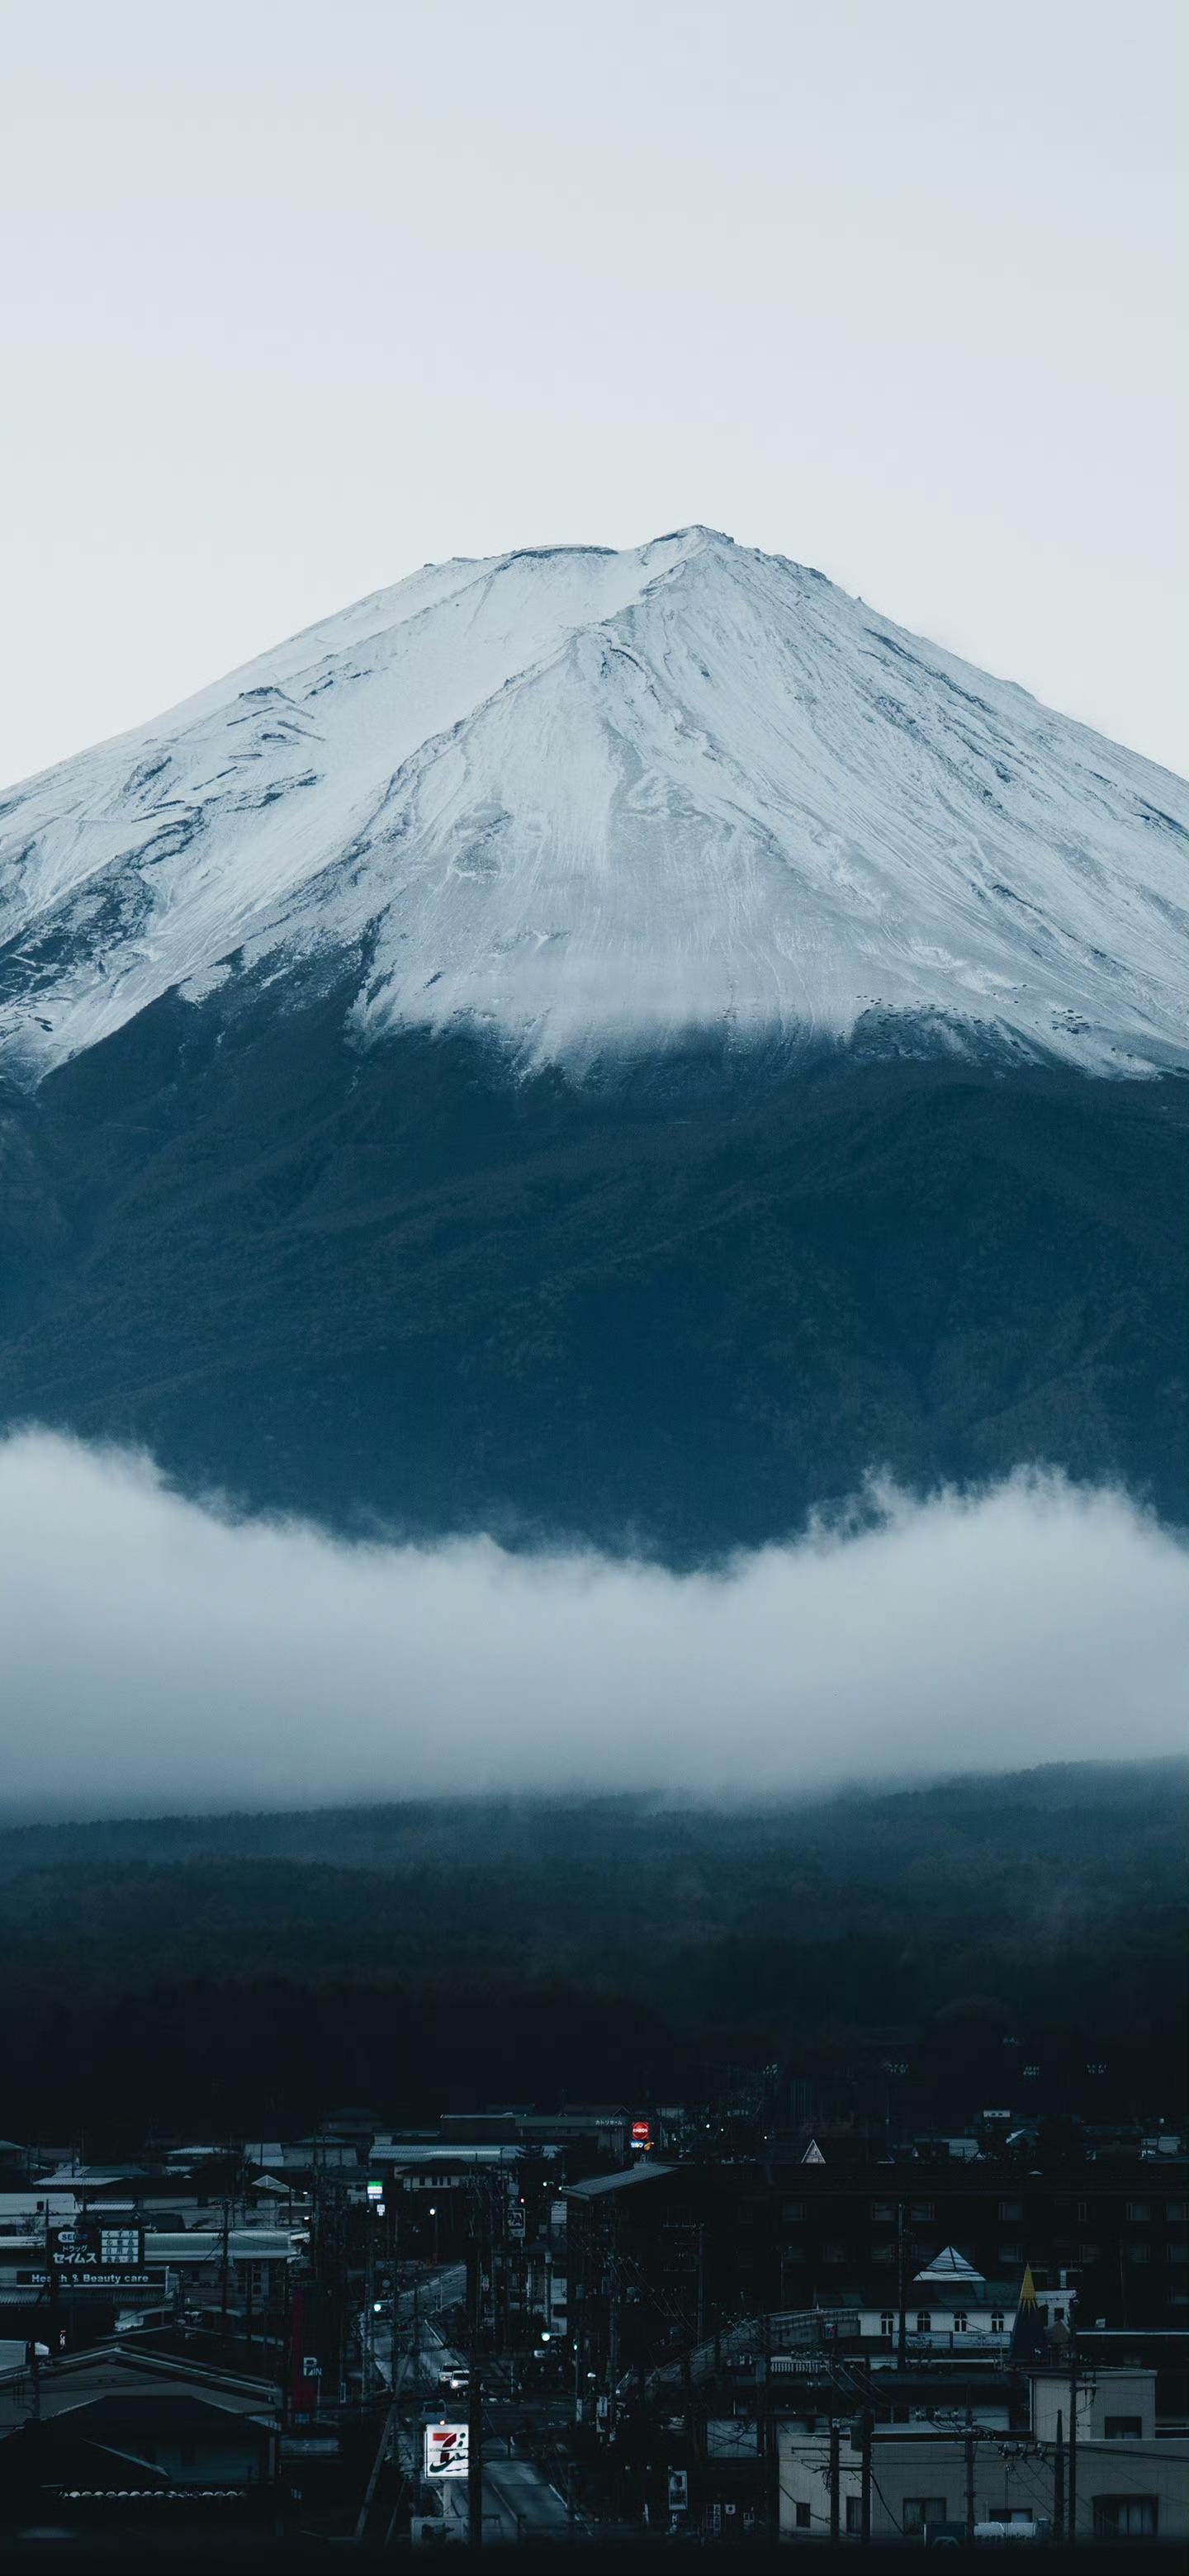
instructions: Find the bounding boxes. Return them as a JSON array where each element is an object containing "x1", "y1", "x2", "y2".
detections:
[{"x1": 0, "y1": 1430, "x2": 1183, "y2": 1817}]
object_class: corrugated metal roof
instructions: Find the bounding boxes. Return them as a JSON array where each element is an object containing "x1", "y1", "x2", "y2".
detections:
[
  {"x1": 372, "y1": 2144, "x2": 519, "y2": 2167},
  {"x1": 0, "y1": 2349, "x2": 280, "y2": 2430},
  {"x1": 565, "y1": 2163, "x2": 675, "y2": 2200},
  {"x1": 144, "y1": 2231, "x2": 298, "y2": 2262}
]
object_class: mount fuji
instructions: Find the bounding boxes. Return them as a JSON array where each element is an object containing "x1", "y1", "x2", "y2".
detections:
[
  {"x1": 2, "y1": 525, "x2": 1186, "y2": 1084},
  {"x1": 0, "y1": 530, "x2": 1186, "y2": 1553}
]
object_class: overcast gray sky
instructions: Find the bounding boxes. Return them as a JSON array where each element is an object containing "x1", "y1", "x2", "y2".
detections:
[{"x1": 1, "y1": 0, "x2": 1183, "y2": 786}]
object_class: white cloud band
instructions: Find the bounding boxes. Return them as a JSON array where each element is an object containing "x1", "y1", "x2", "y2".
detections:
[{"x1": 0, "y1": 1430, "x2": 1184, "y2": 1816}]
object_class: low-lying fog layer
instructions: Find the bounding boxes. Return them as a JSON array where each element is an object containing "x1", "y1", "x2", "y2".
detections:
[{"x1": 0, "y1": 1429, "x2": 1184, "y2": 1815}]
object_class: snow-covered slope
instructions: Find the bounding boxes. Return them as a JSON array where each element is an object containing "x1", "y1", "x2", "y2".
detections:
[{"x1": 1, "y1": 527, "x2": 1185, "y2": 1084}]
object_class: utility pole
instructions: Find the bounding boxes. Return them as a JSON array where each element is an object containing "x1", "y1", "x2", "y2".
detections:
[
  {"x1": 467, "y1": 2365, "x2": 484, "y2": 2550},
  {"x1": 860, "y1": 2406, "x2": 873, "y2": 2543},
  {"x1": 353, "y1": 2402, "x2": 396, "y2": 2546},
  {"x1": 281, "y1": 2262, "x2": 294, "y2": 2433},
  {"x1": 964, "y1": 2403, "x2": 976, "y2": 2546},
  {"x1": 828, "y1": 2418, "x2": 840, "y2": 2545},
  {"x1": 1054, "y1": 2408, "x2": 1065, "y2": 2543},
  {"x1": 608, "y1": 2243, "x2": 622, "y2": 2436},
  {"x1": 680, "y1": 2344, "x2": 694, "y2": 2457},
  {"x1": 1068, "y1": 2339, "x2": 1078, "y2": 2549},
  {"x1": 463, "y1": 2241, "x2": 484, "y2": 2551},
  {"x1": 896, "y1": 2204, "x2": 907, "y2": 2370},
  {"x1": 362, "y1": 2228, "x2": 375, "y2": 2398},
  {"x1": 220, "y1": 2187, "x2": 231, "y2": 2340},
  {"x1": 44, "y1": 2206, "x2": 59, "y2": 2368}
]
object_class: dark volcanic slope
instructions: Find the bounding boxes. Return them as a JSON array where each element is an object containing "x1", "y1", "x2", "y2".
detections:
[{"x1": 1, "y1": 966, "x2": 1184, "y2": 1556}]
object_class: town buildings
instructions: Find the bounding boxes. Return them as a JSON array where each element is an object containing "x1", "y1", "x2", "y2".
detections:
[
  {"x1": 778, "y1": 2368, "x2": 1187, "y2": 2543},
  {"x1": 0, "y1": 2110, "x2": 1184, "y2": 2550}
]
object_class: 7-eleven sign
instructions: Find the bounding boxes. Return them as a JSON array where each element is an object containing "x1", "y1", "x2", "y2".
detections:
[{"x1": 424, "y1": 2422, "x2": 469, "y2": 2479}]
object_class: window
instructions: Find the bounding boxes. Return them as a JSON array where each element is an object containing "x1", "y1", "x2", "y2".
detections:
[
  {"x1": 990, "y1": 2312, "x2": 1006, "y2": 2333},
  {"x1": 781, "y1": 2202, "x2": 807, "y2": 2224},
  {"x1": 845, "y1": 2498, "x2": 864, "y2": 2534},
  {"x1": 903, "y1": 2497, "x2": 947, "y2": 2535},
  {"x1": 1126, "y1": 2243, "x2": 1151, "y2": 2266},
  {"x1": 915, "y1": 2311, "x2": 932, "y2": 2335},
  {"x1": 999, "y1": 2245, "x2": 1022, "y2": 2266},
  {"x1": 871, "y1": 2202, "x2": 896, "y2": 2222},
  {"x1": 879, "y1": 2313, "x2": 896, "y2": 2337},
  {"x1": 1104, "y1": 2417, "x2": 1143, "y2": 2440},
  {"x1": 871, "y1": 2242, "x2": 896, "y2": 2265},
  {"x1": 1168, "y1": 2242, "x2": 1189, "y2": 2265},
  {"x1": 1166, "y1": 2202, "x2": 1189, "y2": 2222},
  {"x1": 953, "y1": 2311, "x2": 968, "y2": 2332},
  {"x1": 1093, "y1": 2496, "x2": 1158, "y2": 2537},
  {"x1": 794, "y1": 2502, "x2": 811, "y2": 2531},
  {"x1": 822, "y1": 2244, "x2": 846, "y2": 2264},
  {"x1": 909, "y1": 2203, "x2": 935, "y2": 2222},
  {"x1": 1126, "y1": 2203, "x2": 1151, "y2": 2223},
  {"x1": 998, "y1": 2201, "x2": 1022, "y2": 2222},
  {"x1": 1079, "y1": 2244, "x2": 1101, "y2": 2263}
]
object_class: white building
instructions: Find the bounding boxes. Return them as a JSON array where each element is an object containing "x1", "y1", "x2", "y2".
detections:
[
  {"x1": 778, "y1": 2368, "x2": 1188, "y2": 2544},
  {"x1": 857, "y1": 2244, "x2": 1007, "y2": 2356},
  {"x1": 854, "y1": 2245, "x2": 1076, "y2": 2360}
]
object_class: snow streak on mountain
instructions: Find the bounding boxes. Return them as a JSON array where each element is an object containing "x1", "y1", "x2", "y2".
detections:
[{"x1": 1, "y1": 528, "x2": 1185, "y2": 1086}]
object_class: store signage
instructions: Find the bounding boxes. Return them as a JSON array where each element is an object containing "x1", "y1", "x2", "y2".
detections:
[
  {"x1": 16, "y1": 2266, "x2": 166, "y2": 2290},
  {"x1": 424, "y1": 2423, "x2": 468, "y2": 2479},
  {"x1": 100, "y1": 2228, "x2": 141, "y2": 2265}
]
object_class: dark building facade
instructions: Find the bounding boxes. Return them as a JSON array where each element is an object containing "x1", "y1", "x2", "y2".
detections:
[
  {"x1": 762, "y1": 2154, "x2": 1188, "y2": 2334},
  {"x1": 566, "y1": 2156, "x2": 1189, "y2": 2380}
]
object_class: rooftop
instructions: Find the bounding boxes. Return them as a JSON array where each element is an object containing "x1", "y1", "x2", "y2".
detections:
[
  {"x1": 914, "y1": 2245, "x2": 987, "y2": 2285},
  {"x1": 0, "y1": 2342, "x2": 280, "y2": 2435},
  {"x1": 566, "y1": 2164, "x2": 676, "y2": 2200}
]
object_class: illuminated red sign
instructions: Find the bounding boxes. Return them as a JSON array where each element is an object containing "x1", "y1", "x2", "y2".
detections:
[{"x1": 630, "y1": 2120, "x2": 651, "y2": 2146}]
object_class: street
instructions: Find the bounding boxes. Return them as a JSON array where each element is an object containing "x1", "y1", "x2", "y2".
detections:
[{"x1": 441, "y1": 2440, "x2": 577, "y2": 2544}]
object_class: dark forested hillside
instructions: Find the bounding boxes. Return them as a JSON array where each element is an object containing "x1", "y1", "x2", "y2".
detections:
[{"x1": 2, "y1": 1763, "x2": 1183, "y2": 2144}]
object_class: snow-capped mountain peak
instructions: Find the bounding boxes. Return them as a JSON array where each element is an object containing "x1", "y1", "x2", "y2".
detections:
[{"x1": 1, "y1": 530, "x2": 1185, "y2": 1082}]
